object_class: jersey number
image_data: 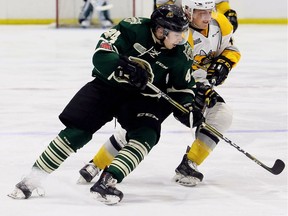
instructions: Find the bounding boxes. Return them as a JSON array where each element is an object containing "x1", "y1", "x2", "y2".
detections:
[{"x1": 104, "y1": 29, "x2": 121, "y2": 44}]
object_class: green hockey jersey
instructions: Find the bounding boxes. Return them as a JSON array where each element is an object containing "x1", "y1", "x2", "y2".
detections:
[{"x1": 92, "y1": 17, "x2": 195, "y2": 106}]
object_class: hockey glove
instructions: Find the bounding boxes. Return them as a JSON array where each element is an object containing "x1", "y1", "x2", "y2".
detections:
[
  {"x1": 207, "y1": 56, "x2": 233, "y2": 86},
  {"x1": 115, "y1": 56, "x2": 149, "y2": 90},
  {"x1": 195, "y1": 83, "x2": 219, "y2": 110},
  {"x1": 224, "y1": 9, "x2": 238, "y2": 33},
  {"x1": 174, "y1": 103, "x2": 205, "y2": 128}
]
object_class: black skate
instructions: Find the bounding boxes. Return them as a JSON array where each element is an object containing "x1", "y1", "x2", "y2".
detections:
[
  {"x1": 90, "y1": 170, "x2": 123, "y2": 205},
  {"x1": 77, "y1": 163, "x2": 100, "y2": 184},
  {"x1": 173, "y1": 154, "x2": 204, "y2": 187}
]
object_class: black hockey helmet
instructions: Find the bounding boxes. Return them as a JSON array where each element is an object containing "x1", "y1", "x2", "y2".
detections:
[{"x1": 151, "y1": 4, "x2": 189, "y2": 33}]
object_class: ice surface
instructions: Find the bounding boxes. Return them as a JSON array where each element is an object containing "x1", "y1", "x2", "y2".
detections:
[{"x1": 0, "y1": 24, "x2": 287, "y2": 216}]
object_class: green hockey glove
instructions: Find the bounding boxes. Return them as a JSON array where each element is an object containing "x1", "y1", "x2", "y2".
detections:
[
  {"x1": 173, "y1": 103, "x2": 205, "y2": 128},
  {"x1": 115, "y1": 56, "x2": 149, "y2": 90}
]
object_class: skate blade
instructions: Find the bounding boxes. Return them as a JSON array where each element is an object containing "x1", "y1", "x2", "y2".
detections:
[
  {"x1": 8, "y1": 187, "x2": 45, "y2": 199},
  {"x1": 76, "y1": 176, "x2": 91, "y2": 185},
  {"x1": 7, "y1": 188, "x2": 26, "y2": 199},
  {"x1": 172, "y1": 173, "x2": 200, "y2": 187},
  {"x1": 90, "y1": 191, "x2": 120, "y2": 205}
]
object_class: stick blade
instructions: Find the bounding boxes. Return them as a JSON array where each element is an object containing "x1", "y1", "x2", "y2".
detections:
[{"x1": 271, "y1": 159, "x2": 285, "y2": 175}]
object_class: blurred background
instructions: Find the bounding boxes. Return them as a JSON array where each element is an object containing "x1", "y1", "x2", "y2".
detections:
[{"x1": 0, "y1": 0, "x2": 287, "y2": 26}]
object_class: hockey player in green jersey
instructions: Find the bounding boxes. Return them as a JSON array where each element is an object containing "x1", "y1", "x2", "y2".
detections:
[
  {"x1": 9, "y1": 5, "x2": 205, "y2": 204},
  {"x1": 76, "y1": 0, "x2": 240, "y2": 188}
]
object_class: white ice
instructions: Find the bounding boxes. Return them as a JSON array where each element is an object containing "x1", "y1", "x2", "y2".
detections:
[{"x1": 0, "y1": 24, "x2": 287, "y2": 216}]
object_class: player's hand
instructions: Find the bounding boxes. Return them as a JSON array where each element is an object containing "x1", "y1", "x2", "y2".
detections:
[
  {"x1": 190, "y1": 108, "x2": 205, "y2": 128},
  {"x1": 207, "y1": 56, "x2": 233, "y2": 86},
  {"x1": 174, "y1": 103, "x2": 204, "y2": 128},
  {"x1": 195, "y1": 83, "x2": 219, "y2": 110},
  {"x1": 224, "y1": 9, "x2": 238, "y2": 33},
  {"x1": 115, "y1": 56, "x2": 148, "y2": 90}
]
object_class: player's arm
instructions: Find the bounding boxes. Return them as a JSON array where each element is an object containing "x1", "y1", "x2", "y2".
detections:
[
  {"x1": 92, "y1": 20, "x2": 148, "y2": 90},
  {"x1": 217, "y1": 13, "x2": 240, "y2": 66},
  {"x1": 165, "y1": 47, "x2": 204, "y2": 128},
  {"x1": 207, "y1": 13, "x2": 241, "y2": 85},
  {"x1": 215, "y1": 0, "x2": 238, "y2": 32}
]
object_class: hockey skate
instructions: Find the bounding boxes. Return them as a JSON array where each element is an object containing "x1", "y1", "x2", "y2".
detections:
[
  {"x1": 173, "y1": 154, "x2": 204, "y2": 187},
  {"x1": 77, "y1": 163, "x2": 100, "y2": 184},
  {"x1": 8, "y1": 167, "x2": 46, "y2": 199},
  {"x1": 8, "y1": 177, "x2": 45, "y2": 199},
  {"x1": 90, "y1": 170, "x2": 123, "y2": 205}
]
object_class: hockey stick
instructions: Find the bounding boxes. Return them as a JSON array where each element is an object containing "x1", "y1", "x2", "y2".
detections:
[
  {"x1": 146, "y1": 82, "x2": 189, "y2": 114},
  {"x1": 193, "y1": 61, "x2": 209, "y2": 71},
  {"x1": 146, "y1": 82, "x2": 285, "y2": 175},
  {"x1": 201, "y1": 122, "x2": 285, "y2": 175}
]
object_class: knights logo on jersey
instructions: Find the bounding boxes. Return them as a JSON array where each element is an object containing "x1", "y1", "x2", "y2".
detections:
[{"x1": 183, "y1": 43, "x2": 193, "y2": 61}]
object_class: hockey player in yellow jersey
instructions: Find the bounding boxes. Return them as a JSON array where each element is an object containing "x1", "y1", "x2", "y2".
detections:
[
  {"x1": 171, "y1": 0, "x2": 240, "y2": 186},
  {"x1": 77, "y1": 0, "x2": 241, "y2": 186},
  {"x1": 154, "y1": 0, "x2": 238, "y2": 32}
]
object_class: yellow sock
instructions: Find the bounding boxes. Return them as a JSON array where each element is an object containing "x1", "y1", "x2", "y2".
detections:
[
  {"x1": 92, "y1": 145, "x2": 114, "y2": 170},
  {"x1": 187, "y1": 139, "x2": 212, "y2": 165}
]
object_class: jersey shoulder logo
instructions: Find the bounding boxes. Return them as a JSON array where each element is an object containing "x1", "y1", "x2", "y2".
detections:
[
  {"x1": 123, "y1": 17, "x2": 143, "y2": 24},
  {"x1": 183, "y1": 43, "x2": 193, "y2": 61},
  {"x1": 194, "y1": 38, "x2": 202, "y2": 45},
  {"x1": 99, "y1": 41, "x2": 112, "y2": 50}
]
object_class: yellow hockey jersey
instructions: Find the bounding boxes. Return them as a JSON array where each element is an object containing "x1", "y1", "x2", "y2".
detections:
[
  {"x1": 188, "y1": 12, "x2": 241, "y2": 84},
  {"x1": 155, "y1": 0, "x2": 241, "y2": 85}
]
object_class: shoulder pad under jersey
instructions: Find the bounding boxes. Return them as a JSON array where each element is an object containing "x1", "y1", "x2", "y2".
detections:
[{"x1": 212, "y1": 12, "x2": 233, "y2": 37}]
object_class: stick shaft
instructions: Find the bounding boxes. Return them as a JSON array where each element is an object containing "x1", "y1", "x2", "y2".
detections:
[{"x1": 146, "y1": 82, "x2": 285, "y2": 175}]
